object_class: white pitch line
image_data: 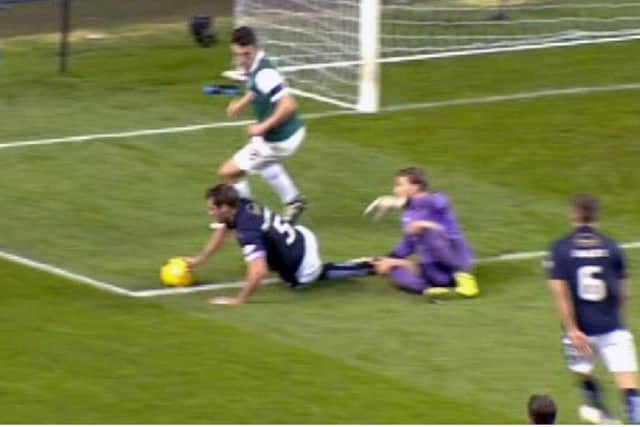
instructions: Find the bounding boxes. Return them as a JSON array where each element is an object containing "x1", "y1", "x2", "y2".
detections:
[
  {"x1": 0, "y1": 247, "x2": 281, "y2": 298},
  {"x1": 381, "y1": 82, "x2": 640, "y2": 113},
  {"x1": 0, "y1": 110, "x2": 353, "y2": 151},
  {"x1": 132, "y1": 240, "x2": 640, "y2": 297},
  {"x1": 140, "y1": 241, "x2": 640, "y2": 296},
  {"x1": 464, "y1": 241, "x2": 640, "y2": 265},
  {"x1": 131, "y1": 278, "x2": 281, "y2": 298},
  {"x1": 3, "y1": 82, "x2": 640, "y2": 150},
  {"x1": 3, "y1": 82, "x2": 640, "y2": 296},
  {"x1": 3, "y1": 241, "x2": 640, "y2": 298},
  {"x1": 0, "y1": 119, "x2": 254, "y2": 150},
  {"x1": 0, "y1": 248, "x2": 135, "y2": 297},
  {"x1": 477, "y1": 250, "x2": 548, "y2": 264}
]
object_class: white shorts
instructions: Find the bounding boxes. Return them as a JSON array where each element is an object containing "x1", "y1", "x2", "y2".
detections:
[
  {"x1": 294, "y1": 225, "x2": 323, "y2": 285},
  {"x1": 232, "y1": 127, "x2": 305, "y2": 174},
  {"x1": 563, "y1": 329, "x2": 638, "y2": 374}
]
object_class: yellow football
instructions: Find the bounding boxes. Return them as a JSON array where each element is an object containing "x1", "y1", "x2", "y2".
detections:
[{"x1": 160, "y1": 257, "x2": 194, "y2": 287}]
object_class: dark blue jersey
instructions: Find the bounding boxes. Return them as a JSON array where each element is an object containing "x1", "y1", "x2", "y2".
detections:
[
  {"x1": 547, "y1": 225, "x2": 627, "y2": 335},
  {"x1": 229, "y1": 199, "x2": 305, "y2": 285}
]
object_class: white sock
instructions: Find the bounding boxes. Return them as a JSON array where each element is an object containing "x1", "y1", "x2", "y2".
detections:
[
  {"x1": 232, "y1": 179, "x2": 252, "y2": 199},
  {"x1": 259, "y1": 163, "x2": 299, "y2": 204}
]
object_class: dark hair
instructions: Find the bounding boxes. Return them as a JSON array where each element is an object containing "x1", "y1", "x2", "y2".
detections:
[
  {"x1": 205, "y1": 184, "x2": 240, "y2": 208},
  {"x1": 397, "y1": 167, "x2": 429, "y2": 190},
  {"x1": 573, "y1": 193, "x2": 599, "y2": 224},
  {"x1": 528, "y1": 394, "x2": 557, "y2": 424},
  {"x1": 232, "y1": 26, "x2": 257, "y2": 46}
]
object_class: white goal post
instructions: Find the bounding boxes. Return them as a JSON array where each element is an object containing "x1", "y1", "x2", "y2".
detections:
[{"x1": 229, "y1": 0, "x2": 640, "y2": 112}]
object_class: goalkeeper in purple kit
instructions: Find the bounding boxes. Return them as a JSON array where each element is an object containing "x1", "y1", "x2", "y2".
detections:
[{"x1": 366, "y1": 167, "x2": 479, "y2": 298}]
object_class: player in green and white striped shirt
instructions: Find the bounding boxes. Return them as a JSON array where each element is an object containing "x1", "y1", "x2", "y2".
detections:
[{"x1": 217, "y1": 26, "x2": 306, "y2": 223}]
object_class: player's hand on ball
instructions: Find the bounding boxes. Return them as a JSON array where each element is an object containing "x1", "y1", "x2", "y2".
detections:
[
  {"x1": 247, "y1": 122, "x2": 267, "y2": 137},
  {"x1": 209, "y1": 296, "x2": 244, "y2": 306},
  {"x1": 364, "y1": 195, "x2": 406, "y2": 220},
  {"x1": 183, "y1": 257, "x2": 200, "y2": 269}
]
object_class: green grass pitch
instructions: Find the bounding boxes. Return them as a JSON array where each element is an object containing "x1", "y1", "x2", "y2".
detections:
[{"x1": 1, "y1": 17, "x2": 640, "y2": 423}]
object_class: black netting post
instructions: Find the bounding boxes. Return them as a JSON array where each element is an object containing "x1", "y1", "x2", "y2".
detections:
[{"x1": 58, "y1": 0, "x2": 70, "y2": 73}]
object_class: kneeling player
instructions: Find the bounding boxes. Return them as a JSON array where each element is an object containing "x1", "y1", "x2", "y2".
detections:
[
  {"x1": 185, "y1": 184, "x2": 373, "y2": 305},
  {"x1": 366, "y1": 167, "x2": 479, "y2": 298}
]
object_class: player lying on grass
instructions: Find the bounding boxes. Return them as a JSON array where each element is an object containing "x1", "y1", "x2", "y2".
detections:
[
  {"x1": 365, "y1": 167, "x2": 479, "y2": 298},
  {"x1": 185, "y1": 184, "x2": 374, "y2": 305},
  {"x1": 547, "y1": 194, "x2": 640, "y2": 424}
]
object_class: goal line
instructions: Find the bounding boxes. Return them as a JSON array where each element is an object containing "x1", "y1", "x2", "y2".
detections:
[{"x1": 2, "y1": 242, "x2": 640, "y2": 299}]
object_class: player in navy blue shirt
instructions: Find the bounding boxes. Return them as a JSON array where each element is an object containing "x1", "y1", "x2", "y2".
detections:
[
  {"x1": 547, "y1": 194, "x2": 639, "y2": 424},
  {"x1": 184, "y1": 184, "x2": 373, "y2": 305}
]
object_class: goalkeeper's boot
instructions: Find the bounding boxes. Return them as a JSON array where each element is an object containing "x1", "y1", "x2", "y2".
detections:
[
  {"x1": 283, "y1": 196, "x2": 307, "y2": 224},
  {"x1": 453, "y1": 272, "x2": 479, "y2": 298}
]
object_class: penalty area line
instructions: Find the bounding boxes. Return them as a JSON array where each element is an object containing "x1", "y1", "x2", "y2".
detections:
[
  {"x1": 2, "y1": 241, "x2": 640, "y2": 298},
  {"x1": 0, "y1": 248, "x2": 135, "y2": 297},
  {"x1": 2, "y1": 82, "x2": 640, "y2": 150},
  {"x1": 131, "y1": 278, "x2": 282, "y2": 298},
  {"x1": 0, "y1": 110, "x2": 353, "y2": 151},
  {"x1": 0, "y1": 247, "x2": 279, "y2": 298},
  {"x1": 144, "y1": 240, "x2": 640, "y2": 297}
]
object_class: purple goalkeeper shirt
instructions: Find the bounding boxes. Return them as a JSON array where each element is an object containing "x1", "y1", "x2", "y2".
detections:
[{"x1": 390, "y1": 192, "x2": 474, "y2": 271}]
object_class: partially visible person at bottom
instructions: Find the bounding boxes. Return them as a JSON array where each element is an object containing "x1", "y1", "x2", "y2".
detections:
[
  {"x1": 528, "y1": 394, "x2": 557, "y2": 424},
  {"x1": 185, "y1": 184, "x2": 373, "y2": 305},
  {"x1": 366, "y1": 167, "x2": 479, "y2": 298}
]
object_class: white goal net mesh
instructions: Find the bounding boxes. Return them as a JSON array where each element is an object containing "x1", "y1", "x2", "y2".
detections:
[
  {"x1": 233, "y1": 0, "x2": 640, "y2": 110},
  {"x1": 234, "y1": 0, "x2": 362, "y2": 109}
]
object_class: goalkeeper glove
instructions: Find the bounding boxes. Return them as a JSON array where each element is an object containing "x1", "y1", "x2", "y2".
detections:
[{"x1": 363, "y1": 195, "x2": 407, "y2": 220}]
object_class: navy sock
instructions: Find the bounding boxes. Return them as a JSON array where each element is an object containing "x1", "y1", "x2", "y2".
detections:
[
  {"x1": 582, "y1": 379, "x2": 608, "y2": 413},
  {"x1": 623, "y1": 388, "x2": 640, "y2": 423},
  {"x1": 320, "y1": 261, "x2": 374, "y2": 281}
]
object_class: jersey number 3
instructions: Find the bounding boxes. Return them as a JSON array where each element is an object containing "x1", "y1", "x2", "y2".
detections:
[{"x1": 577, "y1": 265, "x2": 607, "y2": 301}]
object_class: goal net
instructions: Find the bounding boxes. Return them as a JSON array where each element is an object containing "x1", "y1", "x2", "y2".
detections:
[{"x1": 233, "y1": 0, "x2": 640, "y2": 112}]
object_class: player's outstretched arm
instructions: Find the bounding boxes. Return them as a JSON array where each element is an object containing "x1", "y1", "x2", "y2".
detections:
[
  {"x1": 211, "y1": 257, "x2": 268, "y2": 306},
  {"x1": 185, "y1": 226, "x2": 230, "y2": 268},
  {"x1": 227, "y1": 92, "x2": 254, "y2": 119}
]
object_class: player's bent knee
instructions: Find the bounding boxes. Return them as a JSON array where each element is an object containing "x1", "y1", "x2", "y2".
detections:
[
  {"x1": 390, "y1": 280, "x2": 427, "y2": 294},
  {"x1": 218, "y1": 161, "x2": 244, "y2": 181},
  {"x1": 217, "y1": 163, "x2": 232, "y2": 179},
  {"x1": 388, "y1": 267, "x2": 428, "y2": 293}
]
